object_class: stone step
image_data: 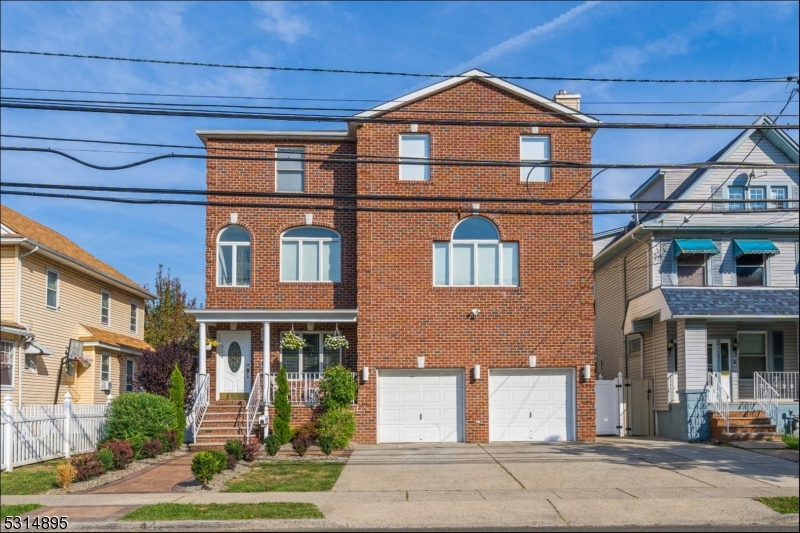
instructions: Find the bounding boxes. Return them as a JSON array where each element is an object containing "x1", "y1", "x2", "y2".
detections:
[
  {"x1": 201, "y1": 421, "x2": 247, "y2": 429},
  {"x1": 201, "y1": 412, "x2": 246, "y2": 421},
  {"x1": 710, "y1": 417, "x2": 773, "y2": 427},
  {"x1": 712, "y1": 424, "x2": 776, "y2": 436},
  {"x1": 198, "y1": 427, "x2": 250, "y2": 436}
]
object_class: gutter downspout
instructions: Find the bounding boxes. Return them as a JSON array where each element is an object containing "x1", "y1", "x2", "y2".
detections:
[{"x1": 16, "y1": 245, "x2": 38, "y2": 407}]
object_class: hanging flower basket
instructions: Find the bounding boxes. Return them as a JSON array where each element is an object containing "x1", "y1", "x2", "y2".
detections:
[
  {"x1": 280, "y1": 331, "x2": 307, "y2": 351},
  {"x1": 205, "y1": 339, "x2": 219, "y2": 351},
  {"x1": 324, "y1": 334, "x2": 349, "y2": 350}
]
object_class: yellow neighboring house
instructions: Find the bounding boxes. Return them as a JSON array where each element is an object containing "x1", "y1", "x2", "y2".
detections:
[{"x1": 1, "y1": 204, "x2": 155, "y2": 406}]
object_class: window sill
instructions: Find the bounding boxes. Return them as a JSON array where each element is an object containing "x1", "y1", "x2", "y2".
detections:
[
  {"x1": 433, "y1": 285, "x2": 520, "y2": 289},
  {"x1": 215, "y1": 285, "x2": 252, "y2": 289},
  {"x1": 23, "y1": 369, "x2": 37, "y2": 374},
  {"x1": 279, "y1": 281, "x2": 339, "y2": 285},
  {"x1": 0, "y1": 386, "x2": 13, "y2": 391},
  {"x1": 46, "y1": 306, "x2": 59, "y2": 312}
]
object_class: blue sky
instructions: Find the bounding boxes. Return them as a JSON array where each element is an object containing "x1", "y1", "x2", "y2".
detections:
[{"x1": 1, "y1": 1, "x2": 798, "y2": 304}]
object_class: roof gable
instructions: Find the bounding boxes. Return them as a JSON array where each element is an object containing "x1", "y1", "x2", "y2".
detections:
[{"x1": 354, "y1": 69, "x2": 599, "y2": 124}]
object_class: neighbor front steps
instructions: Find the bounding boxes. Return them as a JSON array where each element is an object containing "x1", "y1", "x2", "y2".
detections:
[
  {"x1": 189, "y1": 402, "x2": 261, "y2": 451},
  {"x1": 710, "y1": 410, "x2": 783, "y2": 442}
]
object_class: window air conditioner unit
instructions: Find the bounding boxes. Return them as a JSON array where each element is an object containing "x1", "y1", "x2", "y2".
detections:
[{"x1": 101, "y1": 381, "x2": 113, "y2": 391}]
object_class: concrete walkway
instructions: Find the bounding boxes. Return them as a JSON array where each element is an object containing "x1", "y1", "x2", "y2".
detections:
[{"x1": 7, "y1": 438, "x2": 799, "y2": 529}]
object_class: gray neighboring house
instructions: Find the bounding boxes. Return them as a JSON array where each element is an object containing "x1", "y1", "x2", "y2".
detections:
[{"x1": 593, "y1": 116, "x2": 799, "y2": 442}]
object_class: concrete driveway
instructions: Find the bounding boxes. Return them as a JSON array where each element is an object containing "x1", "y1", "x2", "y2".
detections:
[{"x1": 333, "y1": 437, "x2": 800, "y2": 497}]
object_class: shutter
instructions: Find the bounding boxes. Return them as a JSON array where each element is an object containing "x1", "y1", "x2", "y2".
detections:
[
  {"x1": 711, "y1": 240, "x2": 723, "y2": 286},
  {"x1": 791, "y1": 185, "x2": 800, "y2": 209},
  {"x1": 711, "y1": 185, "x2": 725, "y2": 211},
  {"x1": 660, "y1": 241, "x2": 674, "y2": 286}
]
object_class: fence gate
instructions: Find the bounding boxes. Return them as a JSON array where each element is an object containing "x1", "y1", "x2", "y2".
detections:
[
  {"x1": 625, "y1": 379, "x2": 652, "y2": 436},
  {"x1": 595, "y1": 379, "x2": 620, "y2": 436}
]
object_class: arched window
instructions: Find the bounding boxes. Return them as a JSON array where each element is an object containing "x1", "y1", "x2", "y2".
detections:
[
  {"x1": 433, "y1": 217, "x2": 518, "y2": 286},
  {"x1": 217, "y1": 225, "x2": 251, "y2": 287},
  {"x1": 281, "y1": 227, "x2": 341, "y2": 282}
]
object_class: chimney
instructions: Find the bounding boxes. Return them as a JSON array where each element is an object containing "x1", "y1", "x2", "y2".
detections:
[{"x1": 554, "y1": 89, "x2": 581, "y2": 111}]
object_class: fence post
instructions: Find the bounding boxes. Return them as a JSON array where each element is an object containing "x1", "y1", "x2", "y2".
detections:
[
  {"x1": 617, "y1": 372, "x2": 625, "y2": 438},
  {"x1": 63, "y1": 392, "x2": 72, "y2": 458},
  {"x1": 3, "y1": 394, "x2": 13, "y2": 472}
]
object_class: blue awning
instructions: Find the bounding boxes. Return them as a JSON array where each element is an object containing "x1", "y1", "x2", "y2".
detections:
[
  {"x1": 731, "y1": 239, "x2": 780, "y2": 258},
  {"x1": 673, "y1": 239, "x2": 720, "y2": 257}
]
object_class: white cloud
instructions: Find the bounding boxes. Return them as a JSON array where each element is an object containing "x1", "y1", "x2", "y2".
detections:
[
  {"x1": 252, "y1": 1, "x2": 311, "y2": 44},
  {"x1": 447, "y1": 1, "x2": 601, "y2": 74}
]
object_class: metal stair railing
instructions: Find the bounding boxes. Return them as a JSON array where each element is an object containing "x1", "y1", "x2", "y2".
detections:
[
  {"x1": 707, "y1": 372, "x2": 730, "y2": 435},
  {"x1": 245, "y1": 373, "x2": 264, "y2": 442},
  {"x1": 753, "y1": 372, "x2": 779, "y2": 424},
  {"x1": 187, "y1": 373, "x2": 210, "y2": 441}
]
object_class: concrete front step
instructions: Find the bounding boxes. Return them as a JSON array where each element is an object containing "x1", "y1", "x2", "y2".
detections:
[
  {"x1": 200, "y1": 420, "x2": 247, "y2": 428},
  {"x1": 714, "y1": 424, "x2": 777, "y2": 434},
  {"x1": 720, "y1": 431, "x2": 784, "y2": 442},
  {"x1": 711, "y1": 411, "x2": 767, "y2": 419}
]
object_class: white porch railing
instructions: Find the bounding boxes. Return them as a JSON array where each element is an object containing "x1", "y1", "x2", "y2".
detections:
[
  {"x1": 266, "y1": 372, "x2": 357, "y2": 406},
  {"x1": 754, "y1": 372, "x2": 779, "y2": 423},
  {"x1": 706, "y1": 372, "x2": 730, "y2": 435},
  {"x1": 187, "y1": 373, "x2": 210, "y2": 440},
  {"x1": 667, "y1": 372, "x2": 679, "y2": 404},
  {"x1": 245, "y1": 373, "x2": 263, "y2": 441},
  {"x1": 1, "y1": 393, "x2": 108, "y2": 472},
  {"x1": 754, "y1": 372, "x2": 799, "y2": 402}
]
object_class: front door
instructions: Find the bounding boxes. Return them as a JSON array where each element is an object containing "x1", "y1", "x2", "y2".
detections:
[
  {"x1": 217, "y1": 331, "x2": 251, "y2": 400},
  {"x1": 707, "y1": 340, "x2": 732, "y2": 401}
]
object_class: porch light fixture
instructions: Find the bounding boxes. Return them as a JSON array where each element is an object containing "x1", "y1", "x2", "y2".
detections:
[
  {"x1": 732, "y1": 339, "x2": 738, "y2": 352},
  {"x1": 667, "y1": 338, "x2": 675, "y2": 352},
  {"x1": 529, "y1": 356, "x2": 537, "y2": 368},
  {"x1": 473, "y1": 364, "x2": 481, "y2": 380},
  {"x1": 361, "y1": 367, "x2": 369, "y2": 382},
  {"x1": 582, "y1": 364, "x2": 591, "y2": 381},
  {"x1": 417, "y1": 357, "x2": 425, "y2": 369}
]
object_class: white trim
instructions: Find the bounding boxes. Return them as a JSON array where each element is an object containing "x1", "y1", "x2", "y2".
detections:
[
  {"x1": 80, "y1": 341, "x2": 143, "y2": 356},
  {"x1": 519, "y1": 134, "x2": 551, "y2": 182},
  {"x1": 45, "y1": 267, "x2": 60, "y2": 310},
  {"x1": 434, "y1": 217, "x2": 518, "y2": 287},
  {"x1": 197, "y1": 130, "x2": 352, "y2": 144},
  {"x1": 1, "y1": 338, "x2": 15, "y2": 390},
  {"x1": 187, "y1": 309, "x2": 358, "y2": 323},
  {"x1": 100, "y1": 353, "x2": 111, "y2": 384},
  {"x1": 398, "y1": 133, "x2": 431, "y2": 181},
  {"x1": 275, "y1": 146, "x2": 306, "y2": 193},
  {"x1": 216, "y1": 330, "x2": 252, "y2": 399},
  {"x1": 125, "y1": 357, "x2": 135, "y2": 392},
  {"x1": 354, "y1": 69, "x2": 599, "y2": 124},
  {"x1": 130, "y1": 301, "x2": 139, "y2": 334},
  {"x1": 279, "y1": 227, "x2": 341, "y2": 283},
  {"x1": 216, "y1": 225, "x2": 252, "y2": 287},
  {"x1": 100, "y1": 289, "x2": 111, "y2": 327}
]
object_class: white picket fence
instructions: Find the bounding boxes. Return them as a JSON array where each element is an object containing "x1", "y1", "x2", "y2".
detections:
[{"x1": 0, "y1": 392, "x2": 109, "y2": 472}]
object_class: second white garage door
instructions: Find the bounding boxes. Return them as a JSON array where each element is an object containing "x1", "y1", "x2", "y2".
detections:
[
  {"x1": 489, "y1": 369, "x2": 575, "y2": 442},
  {"x1": 378, "y1": 370, "x2": 464, "y2": 443}
]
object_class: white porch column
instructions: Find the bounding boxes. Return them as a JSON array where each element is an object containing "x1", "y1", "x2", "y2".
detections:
[
  {"x1": 198, "y1": 322, "x2": 207, "y2": 376},
  {"x1": 262, "y1": 322, "x2": 270, "y2": 401}
]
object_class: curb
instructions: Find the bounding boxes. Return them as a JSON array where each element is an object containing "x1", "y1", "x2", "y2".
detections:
[{"x1": 66, "y1": 519, "x2": 339, "y2": 531}]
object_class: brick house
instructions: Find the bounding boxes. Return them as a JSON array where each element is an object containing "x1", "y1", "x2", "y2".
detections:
[{"x1": 187, "y1": 70, "x2": 599, "y2": 446}]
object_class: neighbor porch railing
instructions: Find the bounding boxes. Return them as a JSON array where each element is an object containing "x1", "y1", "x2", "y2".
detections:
[
  {"x1": 707, "y1": 372, "x2": 730, "y2": 435},
  {"x1": 187, "y1": 373, "x2": 210, "y2": 439},
  {"x1": 266, "y1": 372, "x2": 357, "y2": 406},
  {"x1": 754, "y1": 372, "x2": 799, "y2": 402},
  {"x1": 245, "y1": 373, "x2": 263, "y2": 441},
  {"x1": 753, "y1": 372, "x2": 779, "y2": 423}
]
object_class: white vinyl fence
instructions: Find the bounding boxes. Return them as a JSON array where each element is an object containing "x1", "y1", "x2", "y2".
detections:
[{"x1": 1, "y1": 392, "x2": 109, "y2": 472}]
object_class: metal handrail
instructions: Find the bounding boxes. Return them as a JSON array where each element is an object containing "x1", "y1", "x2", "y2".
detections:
[
  {"x1": 266, "y1": 372, "x2": 358, "y2": 406},
  {"x1": 188, "y1": 373, "x2": 210, "y2": 439},
  {"x1": 755, "y1": 372, "x2": 799, "y2": 401},
  {"x1": 245, "y1": 373, "x2": 263, "y2": 441},
  {"x1": 707, "y1": 372, "x2": 730, "y2": 435},
  {"x1": 753, "y1": 372, "x2": 779, "y2": 423}
]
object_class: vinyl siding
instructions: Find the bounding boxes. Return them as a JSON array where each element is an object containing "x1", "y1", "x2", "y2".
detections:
[
  {"x1": 18, "y1": 254, "x2": 146, "y2": 404},
  {"x1": 624, "y1": 241, "x2": 650, "y2": 300},
  {"x1": 683, "y1": 320, "x2": 708, "y2": 390},
  {"x1": 635, "y1": 177, "x2": 664, "y2": 211},
  {"x1": 652, "y1": 318, "x2": 669, "y2": 410},
  {"x1": 663, "y1": 169, "x2": 694, "y2": 198},
  {"x1": 593, "y1": 234, "x2": 620, "y2": 258},
  {"x1": 770, "y1": 239, "x2": 799, "y2": 287},
  {"x1": 1, "y1": 246, "x2": 18, "y2": 322},
  {"x1": 595, "y1": 255, "x2": 625, "y2": 380}
]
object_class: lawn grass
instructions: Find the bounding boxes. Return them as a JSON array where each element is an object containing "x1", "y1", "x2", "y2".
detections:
[
  {"x1": 0, "y1": 504, "x2": 43, "y2": 520},
  {"x1": 756, "y1": 496, "x2": 799, "y2": 514},
  {"x1": 0, "y1": 461, "x2": 59, "y2": 495},
  {"x1": 782, "y1": 434, "x2": 799, "y2": 450},
  {"x1": 224, "y1": 462, "x2": 344, "y2": 492},
  {"x1": 119, "y1": 503, "x2": 323, "y2": 521}
]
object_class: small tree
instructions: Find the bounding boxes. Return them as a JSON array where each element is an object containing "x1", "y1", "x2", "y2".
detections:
[
  {"x1": 144, "y1": 264, "x2": 198, "y2": 349},
  {"x1": 319, "y1": 365, "x2": 358, "y2": 410},
  {"x1": 169, "y1": 364, "x2": 186, "y2": 445},
  {"x1": 272, "y1": 367, "x2": 292, "y2": 444},
  {"x1": 135, "y1": 341, "x2": 196, "y2": 406}
]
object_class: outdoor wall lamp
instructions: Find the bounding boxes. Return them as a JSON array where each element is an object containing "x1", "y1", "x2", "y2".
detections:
[
  {"x1": 469, "y1": 308, "x2": 480, "y2": 319},
  {"x1": 581, "y1": 365, "x2": 591, "y2": 381},
  {"x1": 473, "y1": 365, "x2": 481, "y2": 380},
  {"x1": 667, "y1": 338, "x2": 675, "y2": 352},
  {"x1": 361, "y1": 367, "x2": 369, "y2": 382},
  {"x1": 732, "y1": 339, "x2": 739, "y2": 352}
]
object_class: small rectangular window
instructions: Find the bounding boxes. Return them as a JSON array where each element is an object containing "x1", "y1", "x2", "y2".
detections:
[
  {"x1": 1, "y1": 340, "x2": 14, "y2": 388},
  {"x1": 728, "y1": 187, "x2": 744, "y2": 211},
  {"x1": 749, "y1": 187, "x2": 766, "y2": 210},
  {"x1": 101, "y1": 291, "x2": 111, "y2": 326},
  {"x1": 399, "y1": 134, "x2": 430, "y2": 181},
  {"x1": 276, "y1": 147, "x2": 305, "y2": 192},
  {"x1": 101, "y1": 354, "x2": 110, "y2": 383},
  {"x1": 520, "y1": 136, "x2": 551, "y2": 182},
  {"x1": 46, "y1": 269, "x2": 59, "y2": 309},
  {"x1": 770, "y1": 186, "x2": 788, "y2": 209},
  {"x1": 24, "y1": 353, "x2": 37, "y2": 372},
  {"x1": 677, "y1": 254, "x2": 706, "y2": 286},
  {"x1": 126, "y1": 359, "x2": 135, "y2": 392},
  {"x1": 130, "y1": 303, "x2": 138, "y2": 333},
  {"x1": 433, "y1": 243, "x2": 449, "y2": 285},
  {"x1": 736, "y1": 254, "x2": 765, "y2": 287}
]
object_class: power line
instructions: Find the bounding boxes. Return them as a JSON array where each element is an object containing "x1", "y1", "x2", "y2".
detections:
[
  {"x1": 2, "y1": 50, "x2": 795, "y2": 84},
  {"x1": 3, "y1": 101, "x2": 798, "y2": 129},
  {"x1": 3, "y1": 86, "x2": 796, "y2": 105},
  {"x1": 4, "y1": 96, "x2": 798, "y2": 118},
  {"x1": 3, "y1": 146, "x2": 796, "y2": 172}
]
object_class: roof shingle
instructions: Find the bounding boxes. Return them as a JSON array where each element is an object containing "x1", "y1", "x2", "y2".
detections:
[{"x1": 661, "y1": 288, "x2": 799, "y2": 317}]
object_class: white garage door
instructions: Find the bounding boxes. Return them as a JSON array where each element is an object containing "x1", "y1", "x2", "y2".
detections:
[
  {"x1": 489, "y1": 369, "x2": 575, "y2": 442},
  {"x1": 378, "y1": 370, "x2": 464, "y2": 443}
]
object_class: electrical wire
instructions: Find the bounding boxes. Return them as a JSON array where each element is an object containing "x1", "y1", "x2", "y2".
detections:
[{"x1": 2, "y1": 50, "x2": 795, "y2": 83}]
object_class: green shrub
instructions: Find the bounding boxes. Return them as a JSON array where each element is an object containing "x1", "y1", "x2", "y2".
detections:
[
  {"x1": 191, "y1": 452, "x2": 219, "y2": 485},
  {"x1": 264, "y1": 434, "x2": 282, "y2": 456},
  {"x1": 273, "y1": 367, "x2": 292, "y2": 444},
  {"x1": 97, "y1": 448, "x2": 115, "y2": 471},
  {"x1": 207, "y1": 450, "x2": 228, "y2": 472},
  {"x1": 318, "y1": 435, "x2": 333, "y2": 456},
  {"x1": 104, "y1": 392, "x2": 177, "y2": 442},
  {"x1": 316, "y1": 408, "x2": 355, "y2": 449},
  {"x1": 129, "y1": 435, "x2": 145, "y2": 460},
  {"x1": 318, "y1": 365, "x2": 358, "y2": 410},
  {"x1": 169, "y1": 364, "x2": 186, "y2": 446},
  {"x1": 224, "y1": 440, "x2": 244, "y2": 461}
]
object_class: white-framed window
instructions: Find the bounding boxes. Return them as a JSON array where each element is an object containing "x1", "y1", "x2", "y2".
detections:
[
  {"x1": 101, "y1": 353, "x2": 110, "y2": 384},
  {"x1": 738, "y1": 331, "x2": 767, "y2": 379},
  {"x1": 735, "y1": 254, "x2": 766, "y2": 287},
  {"x1": 399, "y1": 133, "x2": 430, "y2": 181},
  {"x1": 280, "y1": 227, "x2": 341, "y2": 282},
  {"x1": 130, "y1": 302, "x2": 138, "y2": 333},
  {"x1": 748, "y1": 186, "x2": 766, "y2": 210},
  {"x1": 100, "y1": 290, "x2": 111, "y2": 326},
  {"x1": 276, "y1": 147, "x2": 305, "y2": 192},
  {"x1": 217, "y1": 225, "x2": 251, "y2": 287},
  {"x1": 46, "y1": 268, "x2": 59, "y2": 309},
  {"x1": 433, "y1": 216, "x2": 519, "y2": 287},
  {"x1": 1, "y1": 340, "x2": 14, "y2": 389},
  {"x1": 676, "y1": 254, "x2": 706, "y2": 286},
  {"x1": 279, "y1": 332, "x2": 341, "y2": 374},
  {"x1": 727, "y1": 186, "x2": 745, "y2": 211},
  {"x1": 520, "y1": 135, "x2": 551, "y2": 182},
  {"x1": 770, "y1": 186, "x2": 788, "y2": 209},
  {"x1": 125, "y1": 358, "x2": 135, "y2": 392}
]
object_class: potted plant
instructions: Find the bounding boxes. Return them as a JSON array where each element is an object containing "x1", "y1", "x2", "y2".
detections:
[
  {"x1": 280, "y1": 328, "x2": 307, "y2": 350},
  {"x1": 205, "y1": 339, "x2": 219, "y2": 351},
  {"x1": 324, "y1": 326, "x2": 349, "y2": 350}
]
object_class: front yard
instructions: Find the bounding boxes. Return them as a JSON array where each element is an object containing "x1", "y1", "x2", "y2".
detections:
[
  {"x1": 0, "y1": 462, "x2": 58, "y2": 495},
  {"x1": 224, "y1": 462, "x2": 344, "y2": 492},
  {"x1": 119, "y1": 503, "x2": 323, "y2": 521},
  {"x1": 756, "y1": 496, "x2": 799, "y2": 514},
  {"x1": 0, "y1": 504, "x2": 43, "y2": 520}
]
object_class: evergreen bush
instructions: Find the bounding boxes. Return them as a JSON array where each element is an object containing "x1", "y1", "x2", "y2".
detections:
[
  {"x1": 168, "y1": 364, "x2": 186, "y2": 445},
  {"x1": 272, "y1": 367, "x2": 292, "y2": 444}
]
